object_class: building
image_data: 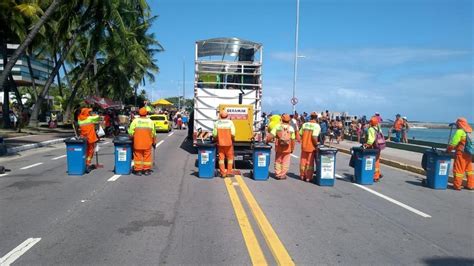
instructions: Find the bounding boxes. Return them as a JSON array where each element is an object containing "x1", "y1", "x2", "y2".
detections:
[{"x1": 1, "y1": 44, "x2": 54, "y2": 87}]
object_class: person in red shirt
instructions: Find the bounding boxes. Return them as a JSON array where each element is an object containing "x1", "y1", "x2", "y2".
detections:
[{"x1": 387, "y1": 114, "x2": 403, "y2": 142}]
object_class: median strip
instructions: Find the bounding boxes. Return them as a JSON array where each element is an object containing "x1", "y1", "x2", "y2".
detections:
[
  {"x1": 235, "y1": 175, "x2": 295, "y2": 266},
  {"x1": 0, "y1": 238, "x2": 41, "y2": 265},
  {"x1": 224, "y1": 178, "x2": 267, "y2": 265}
]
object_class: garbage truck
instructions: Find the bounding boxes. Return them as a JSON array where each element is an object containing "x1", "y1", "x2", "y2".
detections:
[{"x1": 192, "y1": 37, "x2": 264, "y2": 161}]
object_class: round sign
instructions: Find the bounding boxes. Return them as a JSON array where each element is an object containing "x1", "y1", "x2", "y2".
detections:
[{"x1": 291, "y1": 97, "x2": 298, "y2": 105}]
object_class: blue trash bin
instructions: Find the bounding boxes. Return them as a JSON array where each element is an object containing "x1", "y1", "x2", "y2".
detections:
[
  {"x1": 352, "y1": 147, "x2": 378, "y2": 185},
  {"x1": 252, "y1": 143, "x2": 272, "y2": 180},
  {"x1": 315, "y1": 147, "x2": 338, "y2": 186},
  {"x1": 423, "y1": 149, "x2": 452, "y2": 189},
  {"x1": 64, "y1": 137, "x2": 87, "y2": 175},
  {"x1": 197, "y1": 141, "x2": 216, "y2": 178},
  {"x1": 113, "y1": 135, "x2": 133, "y2": 175}
]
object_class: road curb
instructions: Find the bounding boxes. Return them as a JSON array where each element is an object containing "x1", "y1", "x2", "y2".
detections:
[
  {"x1": 6, "y1": 138, "x2": 67, "y2": 155},
  {"x1": 333, "y1": 146, "x2": 463, "y2": 186}
]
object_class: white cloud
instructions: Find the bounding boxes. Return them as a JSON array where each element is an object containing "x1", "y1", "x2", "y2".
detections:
[{"x1": 271, "y1": 48, "x2": 470, "y2": 66}]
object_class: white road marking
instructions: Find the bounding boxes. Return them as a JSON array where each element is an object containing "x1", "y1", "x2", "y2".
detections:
[
  {"x1": 291, "y1": 154, "x2": 299, "y2": 158},
  {"x1": 353, "y1": 183, "x2": 432, "y2": 218},
  {"x1": 107, "y1": 175, "x2": 121, "y2": 182},
  {"x1": 167, "y1": 132, "x2": 174, "y2": 137},
  {"x1": 0, "y1": 238, "x2": 41, "y2": 265},
  {"x1": 20, "y1": 163, "x2": 43, "y2": 170},
  {"x1": 51, "y1": 155, "x2": 66, "y2": 160},
  {"x1": 0, "y1": 174, "x2": 8, "y2": 177},
  {"x1": 101, "y1": 141, "x2": 110, "y2": 145},
  {"x1": 156, "y1": 140, "x2": 164, "y2": 147},
  {"x1": 335, "y1": 173, "x2": 431, "y2": 218}
]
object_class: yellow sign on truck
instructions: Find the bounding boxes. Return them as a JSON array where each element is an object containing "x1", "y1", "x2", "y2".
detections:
[{"x1": 219, "y1": 104, "x2": 254, "y2": 142}]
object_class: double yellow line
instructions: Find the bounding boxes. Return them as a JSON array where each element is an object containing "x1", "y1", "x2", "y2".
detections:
[{"x1": 224, "y1": 176, "x2": 295, "y2": 265}]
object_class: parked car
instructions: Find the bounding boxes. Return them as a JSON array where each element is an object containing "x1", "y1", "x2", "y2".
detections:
[{"x1": 149, "y1": 114, "x2": 172, "y2": 132}]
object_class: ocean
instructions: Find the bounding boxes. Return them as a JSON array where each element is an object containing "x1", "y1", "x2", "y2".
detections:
[{"x1": 404, "y1": 128, "x2": 453, "y2": 144}]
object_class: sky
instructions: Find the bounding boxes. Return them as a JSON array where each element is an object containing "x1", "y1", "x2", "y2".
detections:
[{"x1": 145, "y1": 0, "x2": 473, "y2": 122}]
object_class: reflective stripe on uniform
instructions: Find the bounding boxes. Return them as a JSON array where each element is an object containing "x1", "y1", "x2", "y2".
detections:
[
  {"x1": 219, "y1": 160, "x2": 225, "y2": 165},
  {"x1": 454, "y1": 173, "x2": 465, "y2": 177}
]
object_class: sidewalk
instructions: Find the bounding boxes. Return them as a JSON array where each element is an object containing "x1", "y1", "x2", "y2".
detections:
[{"x1": 1, "y1": 127, "x2": 75, "y2": 155}]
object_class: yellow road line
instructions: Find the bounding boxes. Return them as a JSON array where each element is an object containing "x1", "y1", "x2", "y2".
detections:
[
  {"x1": 224, "y1": 178, "x2": 268, "y2": 265},
  {"x1": 235, "y1": 175, "x2": 295, "y2": 266}
]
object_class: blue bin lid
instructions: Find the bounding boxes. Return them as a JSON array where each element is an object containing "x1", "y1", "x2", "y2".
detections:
[
  {"x1": 352, "y1": 146, "x2": 378, "y2": 154},
  {"x1": 113, "y1": 135, "x2": 132, "y2": 144},
  {"x1": 196, "y1": 141, "x2": 216, "y2": 148},
  {"x1": 424, "y1": 148, "x2": 452, "y2": 158},
  {"x1": 64, "y1": 137, "x2": 86, "y2": 144},
  {"x1": 319, "y1": 147, "x2": 338, "y2": 154},
  {"x1": 253, "y1": 143, "x2": 272, "y2": 150}
]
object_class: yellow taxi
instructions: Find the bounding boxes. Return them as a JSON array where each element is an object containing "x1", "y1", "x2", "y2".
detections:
[{"x1": 149, "y1": 114, "x2": 172, "y2": 132}]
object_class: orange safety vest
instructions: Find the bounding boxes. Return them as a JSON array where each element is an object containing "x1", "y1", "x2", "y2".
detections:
[
  {"x1": 78, "y1": 115, "x2": 100, "y2": 143},
  {"x1": 128, "y1": 117, "x2": 156, "y2": 150},
  {"x1": 394, "y1": 119, "x2": 403, "y2": 131},
  {"x1": 213, "y1": 120, "x2": 235, "y2": 147},
  {"x1": 300, "y1": 121, "x2": 319, "y2": 153}
]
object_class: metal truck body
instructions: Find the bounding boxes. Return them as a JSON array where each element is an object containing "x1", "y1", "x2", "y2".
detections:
[{"x1": 193, "y1": 37, "x2": 263, "y2": 160}]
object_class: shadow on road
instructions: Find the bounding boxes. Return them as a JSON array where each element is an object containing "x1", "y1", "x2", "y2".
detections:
[
  {"x1": 422, "y1": 257, "x2": 474, "y2": 266},
  {"x1": 179, "y1": 138, "x2": 197, "y2": 154}
]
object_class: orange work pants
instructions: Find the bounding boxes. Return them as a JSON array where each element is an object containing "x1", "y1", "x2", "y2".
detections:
[
  {"x1": 300, "y1": 151, "x2": 315, "y2": 181},
  {"x1": 275, "y1": 151, "x2": 291, "y2": 179},
  {"x1": 86, "y1": 142, "x2": 96, "y2": 166},
  {"x1": 133, "y1": 148, "x2": 152, "y2": 171},
  {"x1": 374, "y1": 151, "x2": 381, "y2": 180},
  {"x1": 453, "y1": 153, "x2": 474, "y2": 190},
  {"x1": 218, "y1": 146, "x2": 234, "y2": 176}
]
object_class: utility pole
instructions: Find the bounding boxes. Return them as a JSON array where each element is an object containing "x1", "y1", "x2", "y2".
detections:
[
  {"x1": 292, "y1": 0, "x2": 300, "y2": 113},
  {"x1": 183, "y1": 57, "x2": 185, "y2": 111}
]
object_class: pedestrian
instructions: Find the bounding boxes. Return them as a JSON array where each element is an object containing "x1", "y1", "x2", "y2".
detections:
[
  {"x1": 350, "y1": 119, "x2": 359, "y2": 141},
  {"x1": 213, "y1": 110, "x2": 236, "y2": 177},
  {"x1": 387, "y1": 114, "x2": 403, "y2": 142},
  {"x1": 9, "y1": 111, "x2": 17, "y2": 129},
  {"x1": 374, "y1": 112, "x2": 383, "y2": 123},
  {"x1": 319, "y1": 116, "x2": 328, "y2": 144},
  {"x1": 290, "y1": 114, "x2": 301, "y2": 142},
  {"x1": 364, "y1": 116, "x2": 383, "y2": 182},
  {"x1": 402, "y1": 117, "x2": 410, "y2": 143},
  {"x1": 299, "y1": 112, "x2": 320, "y2": 182},
  {"x1": 447, "y1": 117, "x2": 473, "y2": 190},
  {"x1": 78, "y1": 108, "x2": 100, "y2": 172},
  {"x1": 128, "y1": 107, "x2": 156, "y2": 176},
  {"x1": 266, "y1": 114, "x2": 296, "y2": 180}
]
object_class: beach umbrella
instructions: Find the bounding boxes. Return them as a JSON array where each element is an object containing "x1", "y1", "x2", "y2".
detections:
[{"x1": 151, "y1": 99, "x2": 173, "y2": 106}]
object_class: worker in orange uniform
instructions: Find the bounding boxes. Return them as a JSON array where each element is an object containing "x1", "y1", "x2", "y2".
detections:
[
  {"x1": 128, "y1": 107, "x2": 156, "y2": 176},
  {"x1": 212, "y1": 110, "x2": 236, "y2": 177},
  {"x1": 364, "y1": 116, "x2": 383, "y2": 182},
  {"x1": 266, "y1": 114, "x2": 296, "y2": 180},
  {"x1": 299, "y1": 112, "x2": 321, "y2": 182},
  {"x1": 447, "y1": 117, "x2": 473, "y2": 190},
  {"x1": 78, "y1": 108, "x2": 100, "y2": 172}
]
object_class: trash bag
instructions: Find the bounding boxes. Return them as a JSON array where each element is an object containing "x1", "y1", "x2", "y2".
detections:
[
  {"x1": 349, "y1": 151, "x2": 356, "y2": 168},
  {"x1": 97, "y1": 125, "x2": 105, "y2": 137},
  {"x1": 421, "y1": 152, "x2": 428, "y2": 171}
]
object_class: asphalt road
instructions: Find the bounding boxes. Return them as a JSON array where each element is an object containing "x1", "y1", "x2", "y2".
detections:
[{"x1": 0, "y1": 130, "x2": 472, "y2": 265}]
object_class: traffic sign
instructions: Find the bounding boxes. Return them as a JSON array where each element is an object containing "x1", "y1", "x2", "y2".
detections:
[{"x1": 291, "y1": 97, "x2": 298, "y2": 105}]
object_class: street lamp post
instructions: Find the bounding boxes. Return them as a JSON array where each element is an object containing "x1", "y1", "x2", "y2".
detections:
[{"x1": 292, "y1": 0, "x2": 300, "y2": 114}]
